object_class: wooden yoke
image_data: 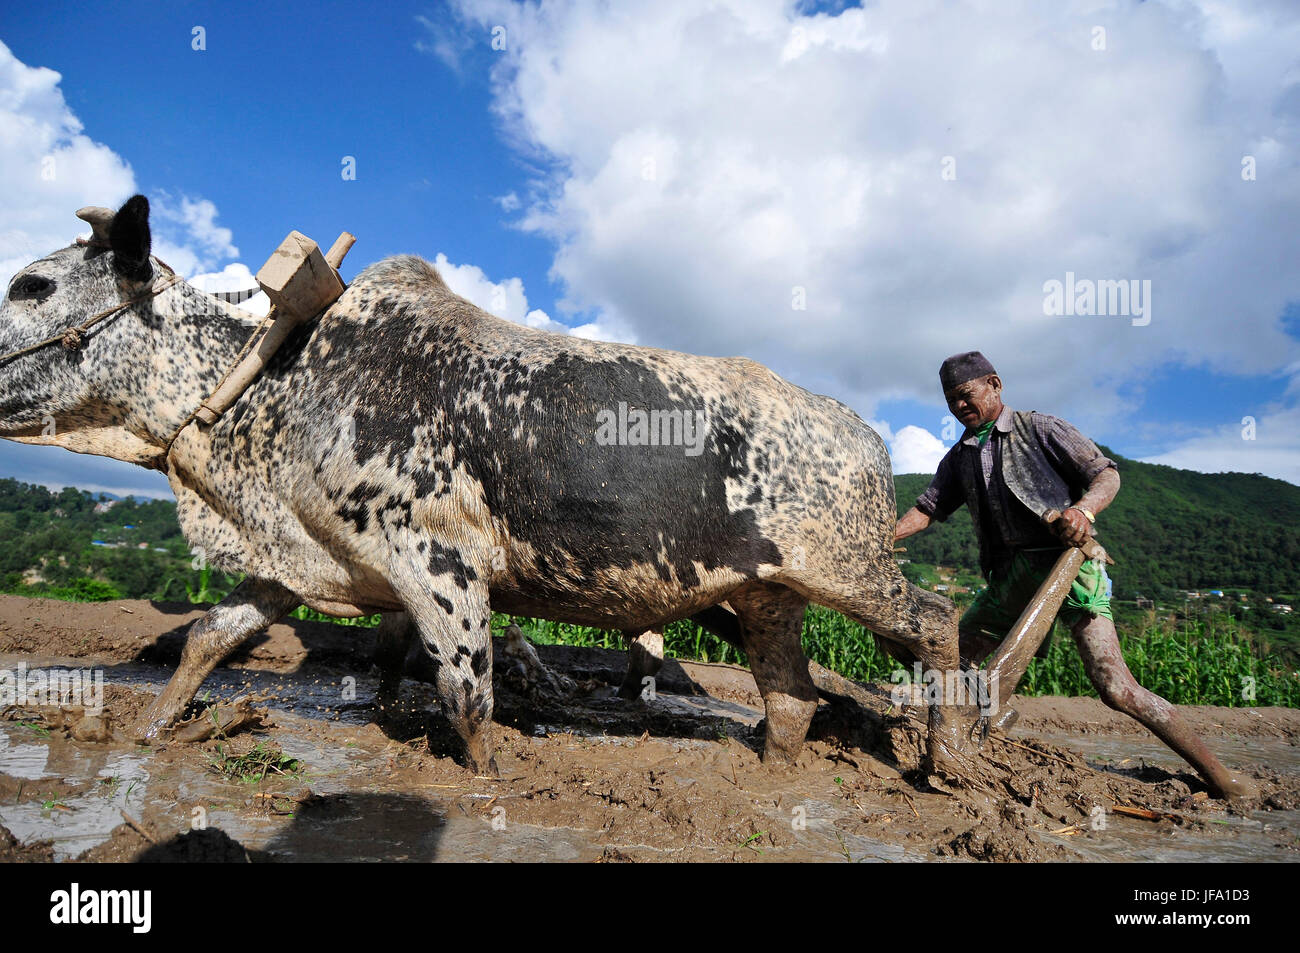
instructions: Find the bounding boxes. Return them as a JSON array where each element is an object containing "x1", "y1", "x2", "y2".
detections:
[{"x1": 194, "y1": 230, "x2": 355, "y2": 425}]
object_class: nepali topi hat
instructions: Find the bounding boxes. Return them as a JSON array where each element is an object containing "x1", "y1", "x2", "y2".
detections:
[{"x1": 939, "y1": 351, "x2": 997, "y2": 392}]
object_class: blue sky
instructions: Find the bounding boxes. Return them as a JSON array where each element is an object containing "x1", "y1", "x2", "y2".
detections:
[{"x1": 1, "y1": 0, "x2": 1299, "y2": 498}]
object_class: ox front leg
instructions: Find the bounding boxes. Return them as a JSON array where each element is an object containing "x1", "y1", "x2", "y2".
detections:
[
  {"x1": 391, "y1": 560, "x2": 497, "y2": 776},
  {"x1": 727, "y1": 583, "x2": 817, "y2": 765},
  {"x1": 617, "y1": 627, "x2": 664, "y2": 700},
  {"x1": 135, "y1": 578, "x2": 299, "y2": 740}
]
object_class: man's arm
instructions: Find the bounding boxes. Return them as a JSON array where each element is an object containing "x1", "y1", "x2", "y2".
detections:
[
  {"x1": 895, "y1": 506, "x2": 933, "y2": 542},
  {"x1": 897, "y1": 444, "x2": 962, "y2": 542},
  {"x1": 1058, "y1": 467, "x2": 1120, "y2": 546},
  {"x1": 1032, "y1": 413, "x2": 1120, "y2": 547}
]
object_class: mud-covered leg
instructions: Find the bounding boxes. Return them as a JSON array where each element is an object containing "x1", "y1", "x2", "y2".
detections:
[
  {"x1": 803, "y1": 574, "x2": 970, "y2": 774},
  {"x1": 1073, "y1": 615, "x2": 1256, "y2": 801},
  {"x1": 617, "y1": 627, "x2": 664, "y2": 700},
  {"x1": 391, "y1": 558, "x2": 497, "y2": 775},
  {"x1": 373, "y1": 611, "x2": 415, "y2": 717},
  {"x1": 135, "y1": 578, "x2": 299, "y2": 740},
  {"x1": 727, "y1": 583, "x2": 817, "y2": 764}
]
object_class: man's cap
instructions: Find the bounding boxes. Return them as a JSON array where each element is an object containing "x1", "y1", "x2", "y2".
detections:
[{"x1": 940, "y1": 351, "x2": 997, "y2": 392}]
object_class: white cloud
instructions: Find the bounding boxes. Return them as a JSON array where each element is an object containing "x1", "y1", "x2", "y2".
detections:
[
  {"x1": 1142, "y1": 391, "x2": 1300, "y2": 484},
  {"x1": 188, "y1": 263, "x2": 270, "y2": 317},
  {"x1": 151, "y1": 193, "x2": 239, "y2": 272},
  {"x1": 0, "y1": 40, "x2": 244, "y2": 287},
  {"x1": 446, "y1": 0, "x2": 1300, "y2": 481},
  {"x1": 0, "y1": 40, "x2": 135, "y2": 285},
  {"x1": 0, "y1": 41, "x2": 257, "y2": 496},
  {"x1": 432, "y1": 252, "x2": 633, "y2": 342},
  {"x1": 889, "y1": 424, "x2": 949, "y2": 475}
]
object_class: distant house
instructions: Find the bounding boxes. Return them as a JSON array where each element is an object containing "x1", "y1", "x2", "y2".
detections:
[
  {"x1": 123, "y1": 524, "x2": 137, "y2": 530},
  {"x1": 1275, "y1": 605, "x2": 1293, "y2": 615},
  {"x1": 935, "y1": 584, "x2": 950, "y2": 592},
  {"x1": 1209, "y1": 590, "x2": 1224, "y2": 597},
  {"x1": 93, "y1": 500, "x2": 120, "y2": 514}
]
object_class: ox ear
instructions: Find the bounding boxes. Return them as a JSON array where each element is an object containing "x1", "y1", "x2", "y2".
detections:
[{"x1": 110, "y1": 194, "x2": 153, "y2": 282}]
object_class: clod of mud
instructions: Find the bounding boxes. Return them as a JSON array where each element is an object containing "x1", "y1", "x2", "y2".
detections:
[
  {"x1": 3, "y1": 704, "x2": 127, "y2": 744},
  {"x1": 172, "y1": 696, "x2": 272, "y2": 743},
  {"x1": 0, "y1": 823, "x2": 54, "y2": 862}
]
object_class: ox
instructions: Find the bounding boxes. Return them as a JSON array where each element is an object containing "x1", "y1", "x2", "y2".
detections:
[{"x1": 0, "y1": 196, "x2": 964, "y2": 774}]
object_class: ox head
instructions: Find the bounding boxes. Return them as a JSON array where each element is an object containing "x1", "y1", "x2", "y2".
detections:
[{"x1": 0, "y1": 194, "x2": 177, "y2": 464}]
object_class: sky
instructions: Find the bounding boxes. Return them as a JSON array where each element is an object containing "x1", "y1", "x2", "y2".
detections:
[{"x1": 0, "y1": 0, "x2": 1298, "y2": 500}]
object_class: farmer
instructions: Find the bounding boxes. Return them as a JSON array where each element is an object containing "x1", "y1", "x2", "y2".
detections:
[{"x1": 893, "y1": 351, "x2": 1255, "y2": 800}]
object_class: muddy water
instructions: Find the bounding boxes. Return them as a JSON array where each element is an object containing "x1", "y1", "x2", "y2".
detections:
[{"x1": 2, "y1": 648, "x2": 1299, "y2": 862}]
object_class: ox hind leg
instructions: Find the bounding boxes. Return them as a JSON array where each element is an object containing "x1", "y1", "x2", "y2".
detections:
[
  {"x1": 389, "y1": 554, "x2": 497, "y2": 775},
  {"x1": 373, "y1": 611, "x2": 415, "y2": 718},
  {"x1": 135, "y1": 578, "x2": 300, "y2": 740},
  {"x1": 789, "y1": 567, "x2": 969, "y2": 769},
  {"x1": 617, "y1": 627, "x2": 664, "y2": 700},
  {"x1": 726, "y1": 583, "x2": 818, "y2": 764}
]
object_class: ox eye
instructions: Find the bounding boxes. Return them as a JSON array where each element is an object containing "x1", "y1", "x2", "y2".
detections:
[{"x1": 9, "y1": 274, "x2": 55, "y2": 301}]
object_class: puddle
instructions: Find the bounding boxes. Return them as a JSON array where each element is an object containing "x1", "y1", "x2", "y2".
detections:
[
  {"x1": 0, "y1": 737, "x2": 152, "y2": 860},
  {"x1": 1036, "y1": 809, "x2": 1300, "y2": 862}
]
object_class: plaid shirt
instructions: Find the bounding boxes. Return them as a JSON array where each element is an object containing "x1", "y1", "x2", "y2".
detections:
[{"x1": 915, "y1": 405, "x2": 1117, "y2": 573}]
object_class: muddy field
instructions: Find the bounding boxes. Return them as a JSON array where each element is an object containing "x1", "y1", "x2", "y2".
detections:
[{"x1": 1, "y1": 594, "x2": 1297, "y2": 862}]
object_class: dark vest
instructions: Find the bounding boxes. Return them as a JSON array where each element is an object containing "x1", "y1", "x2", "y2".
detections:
[
  {"x1": 960, "y1": 410, "x2": 1077, "y2": 572},
  {"x1": 1003, "y1": 410, "x2": 1075, "y2": 518}
]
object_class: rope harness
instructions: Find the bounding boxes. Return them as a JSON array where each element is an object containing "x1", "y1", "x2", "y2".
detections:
[
  {"x1": 0, "y1": 240, "x2": 255, "y2": 469},
  {"x1": 4, "y1": 229, "x2": 350, "y2": 471},
  {"x1": 0, "y1": 273, "x2": 181, "y2": 369}
]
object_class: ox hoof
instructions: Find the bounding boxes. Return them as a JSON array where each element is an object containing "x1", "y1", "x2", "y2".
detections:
[
  {"x1": 131, "y1": 699, "x2": 181, "y2": 744},
  {"x1": 924, "y1": 704, "x2": 982, "y2": 786},
  {"x1": 1212, "y1": 774, "x2": 1258, "y2": 802},
  {"x1": 616, "y1": 676, "x2": 654, "y2": 701}
]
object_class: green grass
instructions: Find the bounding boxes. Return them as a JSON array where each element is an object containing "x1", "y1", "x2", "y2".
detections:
[
  {"x1": 502, "y1": 604, "x2": 1297, "y2": 708},
  {"x1": 206, "y1": 742, "x2": 303, "y2": 785},
  {"x1": 1020, "y1": 616, "x2": 1299, "y2": 707}
]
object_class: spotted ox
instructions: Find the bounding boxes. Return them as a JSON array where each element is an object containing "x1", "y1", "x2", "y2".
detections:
[{"x1": 0, "y1": 196, "x2": 964, "y2": 774}]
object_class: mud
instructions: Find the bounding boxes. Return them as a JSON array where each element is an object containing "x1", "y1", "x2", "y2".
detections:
[{"x1": 1, "y1": 595, "x2": 1297, "y2": 862}]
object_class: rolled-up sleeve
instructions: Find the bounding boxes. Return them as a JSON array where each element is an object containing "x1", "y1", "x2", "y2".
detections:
[
  {"x1": 1034, "y1": 414, "x2": 1117, "y2": 487},
  {"x1": 915, "y1": 445, "x2": 964, "y2": 522}
]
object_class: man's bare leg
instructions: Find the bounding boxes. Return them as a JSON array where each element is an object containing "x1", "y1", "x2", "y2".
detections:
[{"x1": 1072, "y1": 614, "x2": 1256, "y2": 800}]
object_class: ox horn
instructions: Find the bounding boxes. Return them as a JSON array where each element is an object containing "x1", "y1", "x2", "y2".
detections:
[{"x1": 75, "y1": 206, "x2": 115, "y2": 246}]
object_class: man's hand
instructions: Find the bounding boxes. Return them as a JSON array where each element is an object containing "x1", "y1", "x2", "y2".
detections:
[
  {"x1": 895, "y1": 506, "x2": 933, "y2": 542},
  {"x1": 1056, "y1": 507, "x2": 1093, "y2": 547}
]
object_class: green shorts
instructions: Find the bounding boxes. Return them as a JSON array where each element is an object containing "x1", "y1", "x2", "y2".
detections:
[{"x1": 960, "y1": 549, "x2": 1112, "y2": 654}]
